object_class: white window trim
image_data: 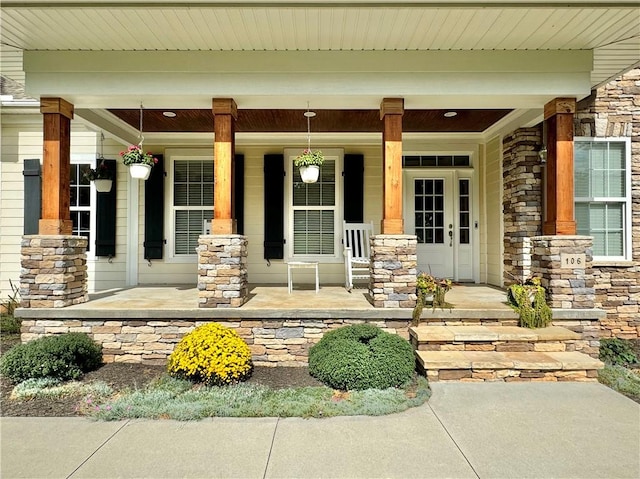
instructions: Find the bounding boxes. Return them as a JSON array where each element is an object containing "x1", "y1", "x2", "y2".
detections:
[
  {"x1": 70, "y1": 154, "x2": 97, "y2": 259},
  {"x1": 574, "y1": 136, "x2": 632, "y2": 262},
  {"x1": 164, "y1": 148, "x2": 214, "y2": 263},
  {"x1": 284, "y1": 147, "x2": 344, "y2": 263}
]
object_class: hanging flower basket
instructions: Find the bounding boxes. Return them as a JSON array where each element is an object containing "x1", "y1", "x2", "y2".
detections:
[
  {"x1": 128, "y1": 163, "x2": 152, "y2": 180},
  {"x1": 120, "y1": 145, "x2": 158, "y2": 181},
  {"x1": 83, "y1": 161, "x2": 113, "y2": 192},
  {"x1": 294, "y1": 149, "x2": 324, "y2": 184},
  {"x1": 93, "y1": 179, "x2": 113, "y2": 193},
  {"x1": 299, "y1": 165, "x2": 320, "y2": 183}
]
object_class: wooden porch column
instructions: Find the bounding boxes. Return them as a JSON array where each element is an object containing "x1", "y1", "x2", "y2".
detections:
[
  {"x1": 39, "y1": 98, "x2": 74, "y2": 235},
  {"x1": 380, "y1": 98, "x2": 404, "y2": 234},
  {"x1": 212, "y1": 98, "x2": 237, "y2": 234},
  {"x1": 543, "y1": 98, "x2": 576, "y2": 235}
]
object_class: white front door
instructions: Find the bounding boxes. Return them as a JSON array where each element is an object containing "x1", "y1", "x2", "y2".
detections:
[{"x1": 404, "y1": 171, "x2": 474, "y2": 281}]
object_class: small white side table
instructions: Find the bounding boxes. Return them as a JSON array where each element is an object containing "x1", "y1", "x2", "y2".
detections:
[{"x1": 287, "y1": 261, "x2": 319, "y2": 293}]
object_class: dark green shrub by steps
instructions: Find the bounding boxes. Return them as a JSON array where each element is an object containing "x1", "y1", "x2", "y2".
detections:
[
  {"x1": 0, "y1": 333, "x2": 102, "y2": 383},
  {"x1": 309, "y1": 324, "x2": 415, "y2": 391},
  {"x1": 599, "y1": 338, "x2": 638, "y2": 367}
]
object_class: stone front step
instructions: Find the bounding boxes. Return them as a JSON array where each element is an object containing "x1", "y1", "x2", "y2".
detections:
[
  {"x1": 416, "y1": 350, "x2": 604, "y2": 382},
  {"x1": 410, "y1": 325, "x2": 582, "y2": 353}
]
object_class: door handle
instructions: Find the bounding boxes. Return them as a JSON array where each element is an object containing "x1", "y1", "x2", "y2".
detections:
[{"x1": 448, "y1": 229, "x2": 453, "y2": 247}]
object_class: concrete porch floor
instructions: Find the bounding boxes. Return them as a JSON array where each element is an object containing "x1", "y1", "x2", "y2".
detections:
[{"x1": 16, "y1": 284, "x2": 517, "y2": 320}]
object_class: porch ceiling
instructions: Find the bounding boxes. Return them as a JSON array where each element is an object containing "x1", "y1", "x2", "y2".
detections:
[
  {"x1": 108, "y1": 108, "x2": 511, "y2": 133},
  {"x1": 1, "y1": 1, "x2": 639, "y2": 88}
]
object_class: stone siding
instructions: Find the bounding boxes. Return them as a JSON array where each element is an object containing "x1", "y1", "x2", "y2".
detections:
[
  {"x1": 502, "y1": 127, "x2": 544, "y2": 285},
  {"x1": 369, "y1": 235, "x2": 418, "y2": 308},
  {"x1": 531, "y1": 236, "x2": 595, "y2": 309},
  {"x1": 575, "y1": 68, "x2": 640, "y2": 339},
  {"x1": 20, "y1": 318, "x2": 411, "y2": 366},
  {"x1": 19, "y1": 235, "x2": 88, "y2": 308},
  {"x1": 197, "y1": 235, "x2": 248, "y2": 308}
]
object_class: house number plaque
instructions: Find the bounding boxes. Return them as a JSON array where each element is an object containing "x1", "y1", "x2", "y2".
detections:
[{"x1": 560, "y1": 253, "x2": 586, "y2": 269}]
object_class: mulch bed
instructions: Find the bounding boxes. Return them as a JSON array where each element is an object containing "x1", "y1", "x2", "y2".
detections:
[{"x1": 0, "y1": 333, "x2": 322, "y2": 417}]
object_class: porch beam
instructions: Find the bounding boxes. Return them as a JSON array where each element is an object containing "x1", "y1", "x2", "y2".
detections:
[
  {"x1": 212, "y1": 98, "x2": 237, "y2": 235},
  {"x1": 543, "y1": 98, "x2": 576, "y2": 235},
  {"x1": 380, "y1": 98, "x2": 404, "y2": 235},
  {"x1": 39, "y1": 97, "x2": 74, "y2": 235}
]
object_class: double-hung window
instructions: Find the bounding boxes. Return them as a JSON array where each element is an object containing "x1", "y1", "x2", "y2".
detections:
[
  {"x1": 574, "y1": 138, "x2": 631, "y2": 261},
  {"x1": 286, "y1": 148, "x2": 342, "y2": 260},
  {"x1": 171, "y1": 156, "x2": 214, "y2": 256}
]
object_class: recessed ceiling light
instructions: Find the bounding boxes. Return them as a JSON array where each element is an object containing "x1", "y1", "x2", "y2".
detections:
[
  {"x1": 444, "y1": 111, "x2": 458, "y2": 118},
  {"x1": 162, "y1": 111, "x2": 177, "y2": 118}
]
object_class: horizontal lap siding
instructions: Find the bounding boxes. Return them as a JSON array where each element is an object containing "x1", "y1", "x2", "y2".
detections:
[
  {"x1": 485, "y1": 136, "x2": 503, "y2": 287},
  {"x1": 0, "y1": 115, "x2": 128, "y2": 296},
  {"x1": 0, "y1": 125, "x2": 37, "y2": 298}
]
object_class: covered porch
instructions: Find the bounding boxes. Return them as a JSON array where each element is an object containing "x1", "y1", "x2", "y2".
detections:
[{"x1": 17, "y1": 283, "x2": 513, "y2": 317}]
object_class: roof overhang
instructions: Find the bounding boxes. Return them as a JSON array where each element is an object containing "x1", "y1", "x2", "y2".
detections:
[{"x1": 24, "y1": 50, "x2": 593, "y2": 110}]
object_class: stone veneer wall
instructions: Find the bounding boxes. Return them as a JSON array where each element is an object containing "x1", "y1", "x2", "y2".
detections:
[
  {"x1": 531, "y1": 236, "x2": 595, "y2": 309},
  {"x1": 574, "y1": 68, "x2": 640, "y2": 339},
  {"x1": 20, "y1": 318, "x2": 411, "y2": 366},
  {"x1": 19, "y1": 236, "x2": 88, "y2": 308},
  {"x1": 368, "y1": 235, "x2": 417, "y2": 308},
  {"x1": 197, "y1": 235, "x2": 248, "y2": 308},
  {"x1": 502, "y1": 127, "x2": 544, "y2": 285}
]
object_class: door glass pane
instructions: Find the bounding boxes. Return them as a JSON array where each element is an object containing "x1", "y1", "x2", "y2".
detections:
[
  {"x1": 459, "y1": 179, "x2": 470, "y2": 244},
  {"x1": 414, "y1": 179, "x2": 445, "y2": 244}
]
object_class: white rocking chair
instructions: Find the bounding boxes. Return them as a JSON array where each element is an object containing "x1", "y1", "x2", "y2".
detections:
[{"x1": 343, "y1": 221, "x2": 374, "y2": 292}]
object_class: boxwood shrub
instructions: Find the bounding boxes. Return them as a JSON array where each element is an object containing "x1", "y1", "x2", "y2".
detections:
[
  {"x1": 309, "y1": 324, "x2": 415, "y2": 390},
  {"x1": 0, "y1": 333, "x2": 102, "y2": 383}
]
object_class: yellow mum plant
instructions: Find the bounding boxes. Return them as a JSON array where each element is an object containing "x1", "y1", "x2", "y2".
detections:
[{"x1": 167, "y1": 323, "x2": 253, "y2": 386}]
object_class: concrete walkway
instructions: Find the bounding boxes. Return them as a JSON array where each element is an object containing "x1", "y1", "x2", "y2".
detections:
[{"x1": 1, "y1": 383, "x2": 638, "y2": 478}]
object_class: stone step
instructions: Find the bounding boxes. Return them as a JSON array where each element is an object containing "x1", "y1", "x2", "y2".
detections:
[
  {"x1": 416, "y1": 350, "x2": 604, "y2": 382},
  {"x1": 410, "y1": 325, "x2": 582, "y2": 353}
]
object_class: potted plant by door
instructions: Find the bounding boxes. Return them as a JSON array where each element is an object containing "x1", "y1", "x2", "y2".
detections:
[
  {"x1": 83, "y1": 162, "x2": 113, "y2": 192},
  {"x1": 294, "y1": 149, "x2": 324, "y2": 183},
  {"x1": 120, "y1": 145, "x2": 158, "y2": 180}
]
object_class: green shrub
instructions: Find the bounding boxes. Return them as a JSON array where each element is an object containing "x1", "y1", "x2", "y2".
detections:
[
  {"x1": 0, "y1": 315, "x2": 21, "y2": 334},
  {"x1": 167, "y1": 322, "x2": 253, "y2": 386},
  {"x1": 0, "y1": 333, "x2": 102, "y2": 383},
  {"x1": 599, "y1": 338, "x2": 638, "y2": 366},
  {"x1": 309, "y1": 324, "x2": 415, "y2": 391}
]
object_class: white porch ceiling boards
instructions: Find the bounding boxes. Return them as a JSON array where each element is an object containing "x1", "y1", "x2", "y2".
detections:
[{"x1": 1, "y1": 2, "x2": 639, "y2": 87}]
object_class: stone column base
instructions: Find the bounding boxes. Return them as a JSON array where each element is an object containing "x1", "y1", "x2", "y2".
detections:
[
  {"x1": 20, "y1": 235, "x2": 88, "y2": 308},
  {"x1": 369, "y1": 235, "x2": 417, "y2": 308},
  {"x1": 531, "y1": 235, "x2": 595, "y2": 309},
  {"x1": 197, "y1": 234, "x2": 248, "y2": 308}
]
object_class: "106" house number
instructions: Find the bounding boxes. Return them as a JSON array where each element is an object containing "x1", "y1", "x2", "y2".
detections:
[{"x1": 560, "y1": 253, "x2": 586, "y2": 269}]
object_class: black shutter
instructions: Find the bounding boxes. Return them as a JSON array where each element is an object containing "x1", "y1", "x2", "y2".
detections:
[
  {"x1": 234, "y1": 154, "x2": 245, "y2": 235},
  {"x1": 263, "y1": 154, "x2": 285, "y2": 259},
  {"x1": 23, "y1": 159, "x2": 41, "y2": 235},
  {"x1": 343, "y1": 154, "x2": 364, "y2": 223},
  {"x1": 144, "y1": 154, "x2": 165, "y2": 260},
  {"x1": 95, "y1": 159, "x2": 117, "y2": 257}
]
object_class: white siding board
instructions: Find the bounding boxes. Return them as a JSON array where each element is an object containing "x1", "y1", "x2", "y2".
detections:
[{"x1": 484, "y1": 136, "x2": 503, "y2": 287}]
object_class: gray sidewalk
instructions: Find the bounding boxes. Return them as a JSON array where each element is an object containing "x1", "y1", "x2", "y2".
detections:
[{"x1": 2, "y1": 382, "x2": 638, "y2": 479}]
